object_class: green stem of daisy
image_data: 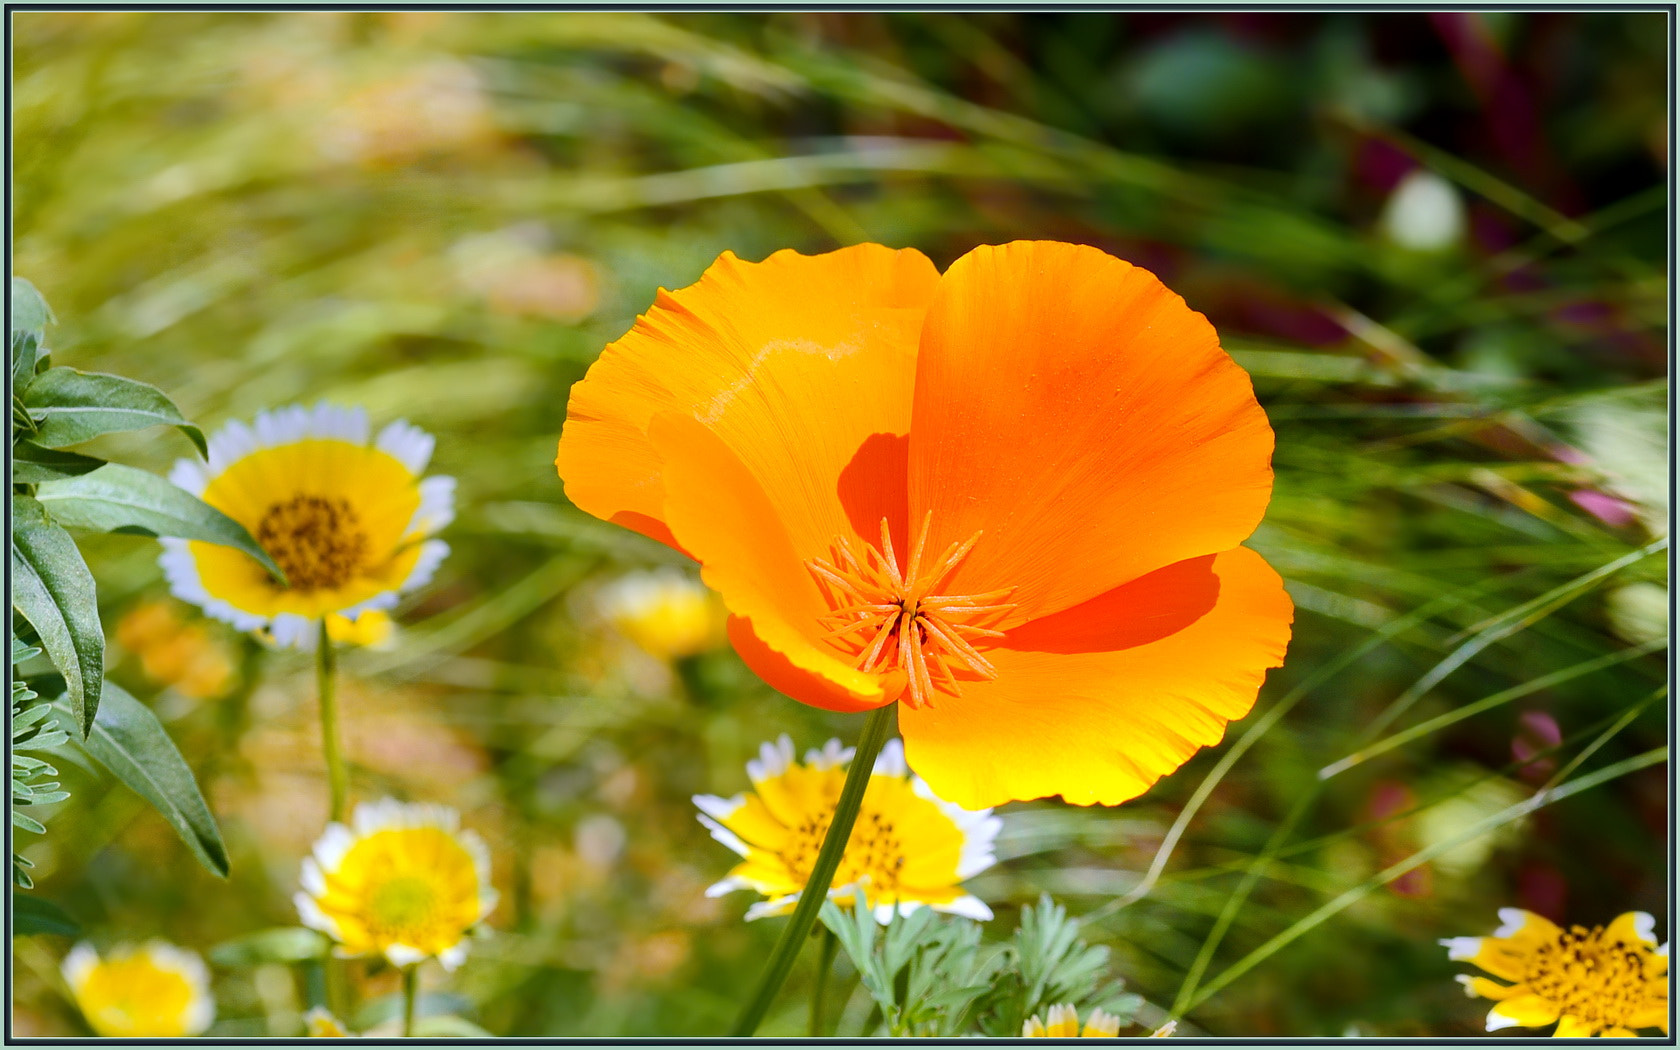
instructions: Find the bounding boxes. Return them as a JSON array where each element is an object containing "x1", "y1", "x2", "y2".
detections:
[
  {"x1": 316, "y1": 620, "x2": 348, "y2": 824},
  {"x1": 730, "y1": 701, "x2": 896, "y2": 1037},
  {"x1": 323, "y1": 951, "x2": 350, "y2": 1028},
  {"x1": 809, "y1": 925, "x2": 839, "y2": 1037},
  {"x1": 401, "y1": 964, "x2": 419, "y2": 1037}
]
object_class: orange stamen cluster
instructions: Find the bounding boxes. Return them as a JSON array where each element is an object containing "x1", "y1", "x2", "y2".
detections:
[{"x1": 808, "y1": 512, "x2": 1015, "y2": 709}]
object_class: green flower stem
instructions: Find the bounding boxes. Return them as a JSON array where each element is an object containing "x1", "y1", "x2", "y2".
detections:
[
  {"x1": 730, "y1": 701, "x2": 896, "y2": 1037},
  {"x1": 316, "y1": 619, "x2": 348, "y2": 824},
  {"x1": 324, "y1": 952, "x2": 350, "y2": 1028},
  {"x1": 402, "y1": 963, "x2": 420, "y2": 1037},
  {"x1": 809, "y1": 925, "x2": 840, "y2": 1037}
]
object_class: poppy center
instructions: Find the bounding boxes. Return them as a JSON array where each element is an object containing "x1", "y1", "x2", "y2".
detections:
[
  {"x1": 807, "y1": 511, "x2": 1015, "y2": 710},
  {"x1": 1522, "y1": 924, "x2": 1662, "y2": 1029},
  {"x1": 255, "y1": 495, "x2": 369, "y2": 591}
]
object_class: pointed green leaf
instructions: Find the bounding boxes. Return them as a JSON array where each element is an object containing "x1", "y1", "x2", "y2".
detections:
[
  {"x1": 13, "y1": 894, "x2": 79, "y2": 938},
  {"x1": 37, "y1": 463, "x2": 283, "y2": 579},
  {"x1": 11, "y1": 812, "x2": 47, "y2": 835},
  {"x1": 12, "y1": 443, "x2": 105, "y2": 485},
  {"x1": 21, "y1": 367, "x2": 206, "y2": 455},
  {"x1": 10, "y1": 497, "x2": 101, "y2": 735},
  {"x1": 51, "y1": 682, "x2": 228, "y2": 878}
]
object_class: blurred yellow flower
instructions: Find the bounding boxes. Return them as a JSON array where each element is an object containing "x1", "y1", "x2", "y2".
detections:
[
  {"x1": 599, "y1": 569, "x2": 726, "y2": 662},
  {"x1": 115, "y1": 599, "x2": 235, "y2": 699},
  {"x1": 161, "y1": 403, "x2": 452, "y2": 649},
  {"x1": 304, "y1": 1006, "x2": 353, "y2": 1037},
  {"x1": 61, "y1": 940, "x2": 214, "y2": 1038},
  {"x1": 1444, "y1": 908, "x2": 1668, "y2": 1036},
  {"x1": 694, "y1": 735, "x2": 998, "y2": 922},
  {"x1": 296, "y1": 799, "x2": 496, "y2": 970},
  {"x1": 1023, "y1": 1004, "x2": 1120, "y2": 1038}
]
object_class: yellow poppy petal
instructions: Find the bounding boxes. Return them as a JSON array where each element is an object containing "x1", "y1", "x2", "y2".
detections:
[
  {"x1": 558, "y1": 244, "x2": 938, "y2": 551},
  {"x1": 900, "y1": 546, "x2": 1291, "y2": 808},
  {"x1": 649, "y1": 411, "x2": 893, "y2": 711}
]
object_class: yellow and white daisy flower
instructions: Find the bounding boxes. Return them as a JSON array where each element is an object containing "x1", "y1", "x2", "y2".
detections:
[
  {"x1": 160, "y1": 402, "x2": 452, "y2": 649},
  {"x1": 1023, "y1": 1003, "x2": 1122, "y2": 1038},
  {"x1": 1444, "y1": 908, "x2": 1669, "y2": 1037},
  {"x1": 295, "y1": 798, "x2": 496, "y2": 971},
  {"x1": 61, "y1": 940, "x2": 214, "y2": 1038},
  {"x1": 597, "y1": 568, "x2": 725, "y2": 662},
  {"x1": 694, "y1": 735, "x2": 999, "y2": 923}
]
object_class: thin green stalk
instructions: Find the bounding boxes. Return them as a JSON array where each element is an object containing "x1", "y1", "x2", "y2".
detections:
[
  {"x1": 1318, "y1": 638, "x2": 1665, "y2": 779},
  {"x1": 316, "y1": 619, "x2": 348, "y2": 824},
  {"x1": 402, "y1": 963, "x2": 419, "y2": 1037},
  {"x1": 731, "y1": 702, "x2": 896, "y2": 1037},
  {"x1": 809, "y1": 925, "x2": 840, "y2": 1037},
  {"x1": 324, "y1": 952, "x2": 350, "y2": 1028}
]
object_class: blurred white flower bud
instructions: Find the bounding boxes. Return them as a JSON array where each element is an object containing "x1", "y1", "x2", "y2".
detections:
[{"x1": 1381, "y1": 169, "x2": 1466, "y2": 252}]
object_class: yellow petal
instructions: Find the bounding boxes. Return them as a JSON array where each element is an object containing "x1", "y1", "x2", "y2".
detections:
[{"x1": 1486, "y1": 994, "x2": 1561, "y2": 1031}]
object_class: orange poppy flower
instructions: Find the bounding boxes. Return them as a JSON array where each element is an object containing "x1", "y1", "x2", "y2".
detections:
[{"x1": 557, "y1": 241, "x2": 1293, "y2": 808}]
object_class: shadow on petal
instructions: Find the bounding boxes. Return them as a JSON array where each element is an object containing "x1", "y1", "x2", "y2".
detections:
[{"x1": 1002, "y1": 555, "x2": 1221, "y2": 655}]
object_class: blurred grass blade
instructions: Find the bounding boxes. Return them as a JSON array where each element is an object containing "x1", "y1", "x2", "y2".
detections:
[
  {"x1": 1177, "y1": 746, "x2": 1668, "y2": 1017},
  {"x1": 1540, "y1": 686, "x2": 1667, "y2": 795},
  {"x1": 1319, "y1": 638, "x2": 1665, "y2": 779},
  {"x1": 52, "y1": 681, "x2": 230, "y2": 878},
  {"x1": 1360, "y1": 539, "x2": 1667, "y2": 741},
  {"x1": 36, "y1": 462, "x2": 283, "y2": 580},
  {"x1": 10, "y1": 496, "x2": 102, "y2": 735}
]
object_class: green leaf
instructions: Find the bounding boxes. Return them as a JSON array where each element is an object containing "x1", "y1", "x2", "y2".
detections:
[
  {"x1": 11, "y1": 443, "x2": 106, "y2": 485},
  {"x1": 10, "y1": 278, "x2": 55, "y2": 336},
  {"x1": 51, "y1": 682, "x2": 229, "y2": 878},
  {"x1": 36, "y1": 463, "x2": 284, "y2": 580},
  {"x1": 10, "y1": 497, "x2": 102, "y2": 735},
  {"x1": 21, "y1": 367, "x2": 207, "y2": 455},
  {"x1": 13, "y1": 894, "x2": 79, "y2": 937},
  {"x1": 210, "y1": 926, "x2": 329, "y2": 967},
  {"x1": 10, "y1": 279, "x2": 52, "y2": 393},
  {"x1": 12, "y1": 332, "x2": 44, "y2": 395},
  {"x1": 11, "y1": 812, "x2": 46, "y2": 835}
]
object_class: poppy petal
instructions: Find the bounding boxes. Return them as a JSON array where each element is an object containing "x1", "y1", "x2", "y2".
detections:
[
  {"x1": 649, "y1": 411, "x2": 894, "y2": 710},
  {"x1": 728, "y1": 615, "x2": 903, "y2": 713},
  {"x1": 898, "y1": 546, "x2": 1292, "y2": 808},
  {"x1": 558, "y1": 244, "x2": 938, "y2": 553},
  {"x1": 907, "y1": 240, "x2": 1275, "y2": 623}
]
